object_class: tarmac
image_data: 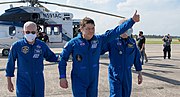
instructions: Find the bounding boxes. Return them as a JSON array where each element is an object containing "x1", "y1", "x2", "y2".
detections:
[{"x1": 0, "y1": 44, "x2": 180, "y2": 97}]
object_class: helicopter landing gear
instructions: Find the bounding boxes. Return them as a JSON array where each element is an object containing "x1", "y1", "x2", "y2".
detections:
[{"x1": 2, "y1": 48, "x2": 10, "y2": 56}]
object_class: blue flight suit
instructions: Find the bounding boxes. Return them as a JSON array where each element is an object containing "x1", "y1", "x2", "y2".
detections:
[
  {"x1": 58, "y1": 18, "x2": 135, "y2": 97},
  {"x1": 6, "y1": 38, "x2": 59, "y2": 97},
  {"x1": 101, "y1": 37, "x2": 142, "y2": 97}
]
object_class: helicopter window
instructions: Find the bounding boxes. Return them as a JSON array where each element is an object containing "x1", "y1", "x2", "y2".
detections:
[
  {"x1": 9, "y1": 26, "x2": 16, "y2": 36},
  {"x1": 54, "y1": 27, "x2": 60, "y2": 35},
  {"x1": 46, "y1": 27, "x2": 52, "y2": 35}
]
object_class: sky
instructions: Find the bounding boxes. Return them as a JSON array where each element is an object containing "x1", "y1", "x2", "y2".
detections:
[{"x1": 0, "y1": 0, "x2": 180, "y2": 36}]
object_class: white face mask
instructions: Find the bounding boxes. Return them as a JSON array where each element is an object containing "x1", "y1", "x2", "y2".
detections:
[
  {"x1": 126, "y1": 28, "x2": 133, "y2": 36},
  {"x1": 24, "y1": 33, "x2": 36, "y2": 42}
]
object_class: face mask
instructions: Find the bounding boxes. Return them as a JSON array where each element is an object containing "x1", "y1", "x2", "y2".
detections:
[
  {"x1": 24, "y1": 33, "x2": 36, "y2": 42},
  {"x1": 126, "y1": 28, "x2": 133, "y2": 36}
]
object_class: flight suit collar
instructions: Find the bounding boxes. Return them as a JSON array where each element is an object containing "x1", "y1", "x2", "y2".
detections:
[
  {"x1": 77, "y1": 33, "x2": 97, "y2": 42},
  {"x1": 23, "y1": 38, "x2": 37, "y2": 46}
]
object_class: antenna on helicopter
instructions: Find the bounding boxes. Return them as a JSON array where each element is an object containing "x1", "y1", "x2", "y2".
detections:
[
  {"x1": 10, "y1": 4, "x2": 13, "y2": 8},
  {"x1": 37, "y1": 2, "x2": 50, "y2": 12},
  {"x1": 20, "y1": 0, "x2": 38, "y2": 7}
]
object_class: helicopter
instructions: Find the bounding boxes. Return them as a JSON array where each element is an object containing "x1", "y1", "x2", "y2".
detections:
[{"x1": 0, "y1": 0, "x2": 125, "y2": 56}]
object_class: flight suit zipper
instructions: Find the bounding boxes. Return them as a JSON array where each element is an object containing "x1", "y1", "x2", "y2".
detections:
[
  {"x1": 29, "y1": 44, "x2": 35, "y2": 93},
  {"x1": 86, "y1": 40, "x2": 91, "y2": 84}
]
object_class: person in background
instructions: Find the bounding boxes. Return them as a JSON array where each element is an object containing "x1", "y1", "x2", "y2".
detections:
[
  {"x1": 162, "y1": 34, "x2": 172, "y2": 59},
  {"x1": 37, "y1": 32, "x2": 43, "y2": 40},
  {"x1": 58, "y1": 11, "x2": 140, "y2": 97},
  {"x1": 101, "y1": 19, "x2": 143, "y2": 97},
  {"x1": 136, "y1": 31, "x2": 147, "y2": 64},
  {"x1": 42, "y1": 32, "x2": 49, "y2": 43},
  {"x1": 6, "y1": 21, "x2": 59, "y2": 97}
]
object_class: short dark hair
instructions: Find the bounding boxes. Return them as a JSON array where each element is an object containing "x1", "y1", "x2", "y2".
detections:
[
  {"x1": 80, "y1": 17, "x2": 95, "y2": 29},
  {"x1": 139, "y1": 31, "x2": 143, "y2": 34}
]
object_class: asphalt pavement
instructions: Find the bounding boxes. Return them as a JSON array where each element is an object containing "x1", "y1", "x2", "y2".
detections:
[{"x1": 0, "y1": 44, "x2": 180, "y2": 97}]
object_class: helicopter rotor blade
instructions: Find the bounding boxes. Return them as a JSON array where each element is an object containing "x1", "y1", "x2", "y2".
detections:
[
  {"x1": 37, "y1": 2, "x2": 50, "y2": 12},
  {"x1": 38, "y1": 1, "x2": 125, "y2": 18},
  {"x1": 0, "y1": 0, "x2": 38, "y2": 7},
  {"x1": 0, "y1": 1, "x2": 25, "y2": 5},
  {"x1": 0, "y1": 0, "x2": 125, "y2": 18}
]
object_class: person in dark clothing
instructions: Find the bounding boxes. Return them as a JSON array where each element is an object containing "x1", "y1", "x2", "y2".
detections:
[
  {"x1": 136, "y1": 31, "x2": 147, "y2": 65},
  {"x1": 162, "y1": 34, "x2": 172, "y2": 59},
  {"x1": 37, "y1": 32, "x2": 43, "y2": 40},
  {"x1": 42, "y1": 32, "x2": 49, "y2": 43}
]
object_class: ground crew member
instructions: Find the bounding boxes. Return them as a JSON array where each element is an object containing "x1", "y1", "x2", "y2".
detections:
[
  {"x1": 6, "y1": 21, "x2": 59, "y2": 97},
  {"x1": 101, "y1": 26, "x2": 143, "y2": 97},
  {"x1": 136, "y1": 31, "x2": 146, "y2": 64},
  {"x1": 162, "y1": 34, "x2": 172, "y2": 59},
  {"x1": 58, "y1": 11, "x2": 140, "y2": 97}
]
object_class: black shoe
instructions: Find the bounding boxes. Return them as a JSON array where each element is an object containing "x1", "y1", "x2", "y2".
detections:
[{"x1": 145, "y1": 60, "x2": 148, "y2": 63}]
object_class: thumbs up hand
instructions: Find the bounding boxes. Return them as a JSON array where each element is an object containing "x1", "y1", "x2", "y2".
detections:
[{"x1": 132, "y1": 10, "x2": 140, "y2": 22}]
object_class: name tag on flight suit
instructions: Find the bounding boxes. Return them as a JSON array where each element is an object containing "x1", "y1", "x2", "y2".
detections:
[
  {"x1": 91, "y1": 40, "x2": 98, "y2": 48},
  {"x1": 33, "y1": 45, "x2": 42, "y2": 58}
]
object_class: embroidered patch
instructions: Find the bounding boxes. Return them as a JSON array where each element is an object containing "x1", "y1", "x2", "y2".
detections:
[
  {"x1": 36, "y1": 45, "x2": 41, "y2": 49},
  {"x1": 119, "y1": 51, "x2": 123, "y2": 54},
  {"x1": 91, "y1": 40, "x2": 99, "y2": 48},
  {"x1": 21, "y1": 46, "x2": 29, "y2": 54},
  {"x1": 76, "y1": 54, "x2": 82, "y2": 62},
  {"x1": 80, "y1": 42, "x2": 85, "y2": 46},
  {"x1": 34, "y1": 49, "x2": 42, "y2": 54},
  {"x1": 128, "y1": 44, "x2": 134, "y2": 48},
  {"x1": 117, "y1": 42, "x2": 122, "y2": 46},
  {"x1": 33, "y1": 54, "x2": 40, "y2": 58}
]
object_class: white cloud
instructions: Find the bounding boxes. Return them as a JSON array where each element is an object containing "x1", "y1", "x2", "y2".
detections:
[
  {"x1": 62, "y1": 0, "x2": 180, "y2": 36},
  {"x1": 115, "y1": 0, "x2": 180, "y2": 36},
  {"x1": 88, "y1": 0, "x2": 110, "y2": 4},
  {"x1": 1, "y1": 0, "x2": 180, "y2": 36},
  {"x1": 116, "y1": 0, "x2": 180, "y2": 14}
]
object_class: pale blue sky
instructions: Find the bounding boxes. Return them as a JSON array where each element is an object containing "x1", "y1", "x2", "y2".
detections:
[{"x1": 0, "y1": 0, "x2": 180, "y2": 36}]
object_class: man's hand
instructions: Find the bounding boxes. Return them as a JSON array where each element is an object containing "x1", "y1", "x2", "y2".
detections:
[
  {"x1": 7, "y1": 77, "x2": 14, "y2": 92},
  {"x1": 132, "y1": 10, "x2": 140, "y2": 22},
  {"x1": 140, "y1": 49, "x2": 143, "y2": 52},
  {"x1": 59, "y1": 78, "x2": 68, "y2": 89},
  {"x1": 138, "y1": 71, "x2": 143, "y2": 85}
]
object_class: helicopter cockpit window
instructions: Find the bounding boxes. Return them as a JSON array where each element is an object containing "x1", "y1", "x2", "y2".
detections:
[
  {"x1": 54, "y1": 27, "x2": 60, "y2": 35},
  {"x1": 9, "y1": 26, "x2": 16, "y2": 36},
  {"x1": 46, "y1": 27, "x2": 52, "y2": 35}
]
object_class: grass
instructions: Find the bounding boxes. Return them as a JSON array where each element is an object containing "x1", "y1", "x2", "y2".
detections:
[{"x1": 145, "y1": 38, "x2": 180, "y2": 44}]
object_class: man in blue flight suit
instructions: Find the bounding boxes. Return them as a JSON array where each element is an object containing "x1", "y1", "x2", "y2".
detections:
[
  {"x1": 6, "y1": 21, "x2": 59, "y2": 97},
  {"x1": 58, "y1": 11, "x2": 140, "y2": 97},
  {"x1": 101, "y1": 19, "x2": 143, "y2": 97}
]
